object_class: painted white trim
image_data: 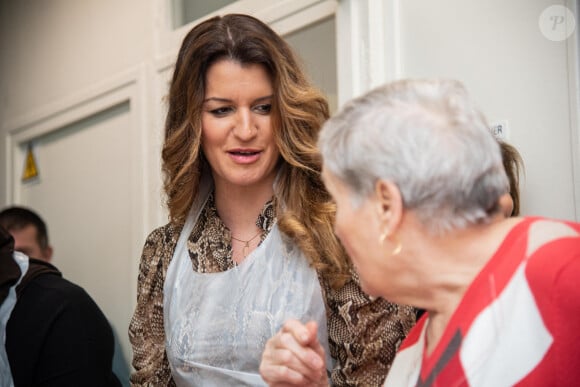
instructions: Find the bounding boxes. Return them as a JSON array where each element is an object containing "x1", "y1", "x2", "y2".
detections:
[
  {"x1": 270, "y1": 0, "x2": 337, "y2": 36},
  {"x1": 4, "y1": 74, "x2": 136, "y2": 205},
  {"x1": 382, "y1": 0, "x2": 403, "y2": 81},
  {"x1": 155, "y1": 0, "x2": 331, "y2": 59},
  {"x1": 336, "y1": 0, "x2": 401, "y2": 107},
  {"x1": 149, "y1": 65, "x2": 173, "y2": 229},
  {"x1": 155, "y1": 52, "x2": 176, "y2": 75},
  {"x1": 258, "y1": 0, "x2": 332, "y2": 25},
  {"x1": 2, "y1": 65, "x2": 148, "y2": 308},
  {"x1": 3, "y1": 71, "x2": 138, "y2": 139},
  {"x1": 131, "y1": 65, "x2": 149, "y2": 310}
]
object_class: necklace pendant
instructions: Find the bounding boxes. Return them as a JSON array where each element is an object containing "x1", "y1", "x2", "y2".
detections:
[{"x1": 231, "y1": 230, "x2": 261, "y2": 259}]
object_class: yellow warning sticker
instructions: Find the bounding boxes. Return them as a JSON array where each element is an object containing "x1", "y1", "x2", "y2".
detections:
[{"x1": 22, "y1": 144, "x2": 39, "y2": 182}]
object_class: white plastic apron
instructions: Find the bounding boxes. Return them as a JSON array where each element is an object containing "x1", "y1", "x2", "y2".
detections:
[
  {"x1": 1, "y1": 252, "x2": 29, "y2": 387},
  {"x1": 164, "y1": 180, "x2": 331, "y2": 386}
]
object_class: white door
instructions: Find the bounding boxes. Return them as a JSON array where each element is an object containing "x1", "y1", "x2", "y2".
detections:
[{"x1": 7, "y1": 77, "x2": 144, "y2": 384}]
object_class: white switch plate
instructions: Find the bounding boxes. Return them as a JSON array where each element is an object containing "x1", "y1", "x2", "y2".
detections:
[{"x1": 490, "y1": 120, "x2": 510, "y2": 140}]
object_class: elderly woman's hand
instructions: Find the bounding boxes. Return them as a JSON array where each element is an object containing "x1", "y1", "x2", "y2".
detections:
[{"x1": 260, "y1": 319, "x2": 329, "y2": 386}]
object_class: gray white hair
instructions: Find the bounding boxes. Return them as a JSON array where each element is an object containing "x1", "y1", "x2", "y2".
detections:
[{"x1": 318, "y1": 79, "x2": 509, "y2": 235}]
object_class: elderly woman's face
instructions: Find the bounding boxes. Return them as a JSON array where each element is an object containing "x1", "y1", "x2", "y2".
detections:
[{"x1": 322, "y1": 167, "x2": 388, "y2": 297}]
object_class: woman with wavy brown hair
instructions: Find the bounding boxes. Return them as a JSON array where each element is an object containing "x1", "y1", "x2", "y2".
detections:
[{"x1": 128, "y1": 13, "x2": 415, "y2": 386}]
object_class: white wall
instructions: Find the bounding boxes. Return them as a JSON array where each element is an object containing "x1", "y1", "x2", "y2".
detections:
[
  {"x1": 0, "y1": 0, "x2": 153, "y2": 117},
  {"x1": 337, "y1": 0, "x2": 579, "y2": 221},
  {"x1": 0, "y1": 0, "x2": 155, "y2": 205}
]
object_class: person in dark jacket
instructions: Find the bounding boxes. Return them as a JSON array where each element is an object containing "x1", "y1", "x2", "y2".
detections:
[{"x1": 0, "y1": 208, "x2": 120, "y2": 386}]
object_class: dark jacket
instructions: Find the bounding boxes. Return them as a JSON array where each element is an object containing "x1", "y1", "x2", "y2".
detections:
[{"x1": 0, "y1": 227, "x2": 121, "y2": 387}]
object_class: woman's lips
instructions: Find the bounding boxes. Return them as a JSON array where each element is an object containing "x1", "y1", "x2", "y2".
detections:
[{"x1": 228, "y1": 149, "x2": 261, "y2": 164}]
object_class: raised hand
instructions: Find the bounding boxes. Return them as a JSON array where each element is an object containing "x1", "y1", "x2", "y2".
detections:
[{"x1": 260, "y1": 320, "x2": 329, "y2": 386}]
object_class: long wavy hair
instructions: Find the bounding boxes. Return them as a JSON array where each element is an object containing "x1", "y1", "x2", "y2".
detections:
[{"x1": 162, "y1": 13, "x2": 350, "y2": 287}]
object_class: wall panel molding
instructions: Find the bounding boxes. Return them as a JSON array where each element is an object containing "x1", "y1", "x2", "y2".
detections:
[
  {"x1": 3, "y1": 65, "x2": 149, "y2": 309},
  {"x1": 154, "y1": 0, "x2": 337, "y2": 65}
]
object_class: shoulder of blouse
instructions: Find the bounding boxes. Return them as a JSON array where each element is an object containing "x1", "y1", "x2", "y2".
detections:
[
  {"x1": 320, "y1": 270, "x2": 417, "y2": 386},
  {"x1": 130, "y1": 223, "x2": 182, "y2": 386},
  {"x1": 137, "y1": 223, "x2": 182, "y2": 288}
]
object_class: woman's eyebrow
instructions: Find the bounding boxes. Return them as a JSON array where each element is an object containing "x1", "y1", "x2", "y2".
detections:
[{"x1": 203, "y1": 95, "x2": 273, "y2": 104}]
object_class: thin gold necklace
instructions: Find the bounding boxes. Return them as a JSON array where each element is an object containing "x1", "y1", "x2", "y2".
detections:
[{"x1": 231, "y1": 230, "x2": 262, "y2": 258}]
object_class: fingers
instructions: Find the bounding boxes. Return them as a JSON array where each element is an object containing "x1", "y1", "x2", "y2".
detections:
[
  {"x1": 259, "y1": 361, "x2": 308, "y2": 386},
  {"x1": 260, "y1": 320, "x2": 328, "y2": 386},
  {"x1": 304, "y1": 321, "x2": 326, "y2": 361},
  {"x1": 283, "y1": 319, "x2": 317, "y2": 345},
  {"x1": 260, "y1": 350, "x2": 326, "y2": 386}
]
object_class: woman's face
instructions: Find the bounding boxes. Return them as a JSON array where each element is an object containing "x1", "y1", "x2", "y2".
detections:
[
  {"x1": 322, "y1": 167, "x2": 388, "y2": 297},
  {"x1": 201, "y1": 59, "x2": 280, "y2": 191}
]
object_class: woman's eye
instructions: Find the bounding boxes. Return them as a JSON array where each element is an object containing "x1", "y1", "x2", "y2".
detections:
[
  {"x1": 209, "y1": 107, "x2": 233, "y2": 116},
  {"x1": 254, "y1": 104, "x2": 272, "y2": 114}
]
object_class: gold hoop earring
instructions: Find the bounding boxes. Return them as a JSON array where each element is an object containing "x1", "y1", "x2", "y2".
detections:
[
  {"x1": 380, "y1": 231, "x2": 402, "y2": 255},
  {"x1": 391, "y1": 237, "x2": 402, "y2": 256},
  {"x1": 379, "y1": 230, "x2": 389, "y2": 244}
]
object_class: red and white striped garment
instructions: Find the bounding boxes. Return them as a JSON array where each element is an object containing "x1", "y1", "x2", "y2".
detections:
[{"x1": 385, "y1": 217, "x2": 580, "y2": 387}]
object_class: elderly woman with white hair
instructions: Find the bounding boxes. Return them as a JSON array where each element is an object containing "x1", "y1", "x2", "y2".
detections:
[{"x1": 314, "y1": 79, "x2": 580, "y2": 386}]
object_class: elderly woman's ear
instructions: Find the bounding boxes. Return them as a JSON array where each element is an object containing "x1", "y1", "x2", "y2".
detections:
[
  {"x1": 498, "y1": 193, "x2": 515, "y2": 218},
  {"x1": 374, "y1": 179, "x2": 404, "y2": 237}
]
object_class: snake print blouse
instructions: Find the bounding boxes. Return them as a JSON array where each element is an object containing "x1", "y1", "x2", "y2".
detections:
[{"x1": 128, "y1": 194, "x2": 416, "y2": 386}]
